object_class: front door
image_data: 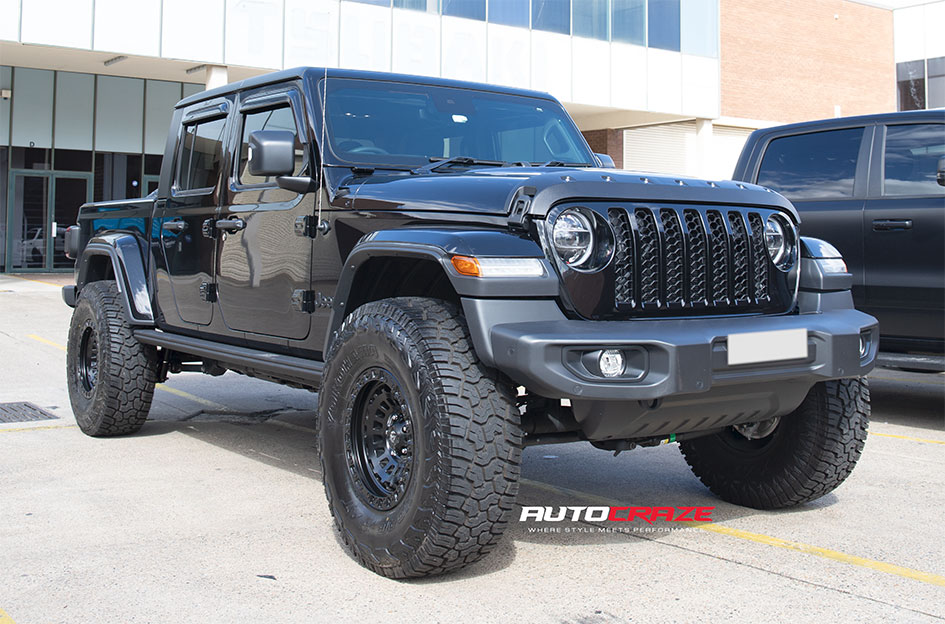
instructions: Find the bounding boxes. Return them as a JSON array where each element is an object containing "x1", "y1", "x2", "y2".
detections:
[
  {"x1": 155, "y1": 99, "x2": 231, "y2": 328},
  {"x1": 863, "y1": 121, "x2": 945, "y2": 343},
  {"x1": 6, "y1": 172, "x2": 91, "y2": 271},
  {"x1": 214, "y1": 88, "x2": 313, "y2": 340}
]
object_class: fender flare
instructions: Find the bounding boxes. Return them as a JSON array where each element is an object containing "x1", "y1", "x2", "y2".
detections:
[
  {"x1": 326, "y1": 227, "x2": 558, "y2": 347},
  {"x1": 73, "y1": 233, "x2": 155, "y2": 326}
]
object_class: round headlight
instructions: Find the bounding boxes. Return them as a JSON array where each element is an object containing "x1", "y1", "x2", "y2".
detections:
[
  {"x1": 764, "y1": 214, "x2": 796, "y2": 270},
  {"x1": 764, "y1": 217, "x2": 786, "y2": 265},
  {"x1": 552, "y1": 210, "x2": 595, "y2": 267}
]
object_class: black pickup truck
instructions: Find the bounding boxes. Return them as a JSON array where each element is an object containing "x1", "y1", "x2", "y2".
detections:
[
  {"x1": 63, "y1": 68, "x2": 877, "y2": 578},
  {"x1": 733, "y1": 110, "x2": 945, "y2": 371}
]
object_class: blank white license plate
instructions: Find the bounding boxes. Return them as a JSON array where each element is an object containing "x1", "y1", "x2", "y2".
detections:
[{"x1": 727, "y1": 328, "x2": 808, "y2": 366}]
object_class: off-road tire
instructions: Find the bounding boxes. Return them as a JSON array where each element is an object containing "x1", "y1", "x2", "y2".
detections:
[
  {"x1": 679, "y1": 378, "x2": 869, "y2": 509},
  {"x1": 318, "y1": 297, "x2": 522, "y2": 578},
  {"x1": 67, "y1": 280, "x2": 158, "y2": 436}
]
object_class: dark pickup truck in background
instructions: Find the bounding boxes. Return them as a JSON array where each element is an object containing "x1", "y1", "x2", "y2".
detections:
[{"x1": 733, "y1": 110, "x2": 945, "y2": 372}]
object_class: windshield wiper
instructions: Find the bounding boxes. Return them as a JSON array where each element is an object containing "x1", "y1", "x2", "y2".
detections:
[{"x1": 413, "y1": 156, "x2": 509, "y2": 175}]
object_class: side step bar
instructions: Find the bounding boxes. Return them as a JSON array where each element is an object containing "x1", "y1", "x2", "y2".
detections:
[{"x1": 134, "y1": 329, "x2": 323, "y2": 387}]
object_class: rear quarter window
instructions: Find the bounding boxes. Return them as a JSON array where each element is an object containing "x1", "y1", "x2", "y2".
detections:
[
  {"x1": 756, "y1": 128, "x2": 864, "y2": 200},
  {"x1": 883, "y1": 123, "x2": 945, "y2": 196}
]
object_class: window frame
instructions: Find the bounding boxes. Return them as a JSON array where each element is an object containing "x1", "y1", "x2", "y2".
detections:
[
  {"x1": 755, "y1": 125, "x2": 872, "y2": 201},
  {"x1": 873, "y1": 121, "x2": 945, "y2": 199},
  {"x1": 232, "y1": 87, "x2": 309, "y2": 191},
  {"x1": 171, "y1": 100, "x2": 231, "y2": 198}
]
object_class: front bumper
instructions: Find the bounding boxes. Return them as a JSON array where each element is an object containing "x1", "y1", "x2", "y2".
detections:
[
  {"x1": 487, "y1": 307, "x2": 877, "y2": 401},
  {"x1": 463, "y1": 298, "x2": 878, "y2": 441}
]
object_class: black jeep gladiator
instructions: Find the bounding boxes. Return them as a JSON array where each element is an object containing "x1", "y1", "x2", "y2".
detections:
[{"x1": 62, "y1": 68, "x2": 877, "y2": 578}]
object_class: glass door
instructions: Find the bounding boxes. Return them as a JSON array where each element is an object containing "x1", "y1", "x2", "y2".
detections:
[
  {"x1": 51, "y1": 176, "x2": 91, "y2": 269},
  {"x1": 6, "y1": 172, "x2": 91, "y2": 271},
  {"x1": 7, "y1": 173, "x2": 50, "y2": 271}
]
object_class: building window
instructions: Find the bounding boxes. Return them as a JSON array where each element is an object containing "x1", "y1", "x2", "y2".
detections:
[
  {"x1": 647, "y1": 0, "x2": 680, "y2": 51},
  {"x1": 756, "y1": 128, "x2": 864, "y2": 200},
  {"x1": 573, "y1": 0, "x2": 609, "y2": 40},
  {"x1": 883, "y1": 124, "x2": 945, "y2": 196},
  {"x1": 488, "y1": 0, "x2": 529, "y2": 27},
  {"x1": 897, "y1": 60, "x2": 926, "y2": 111},
  {"x1": 343, "y1": 0, "x2": 391, "y2": 6},
  {"x1": 928, "y1": 57, "x2": 945, "y2": 110},
  {"x1": 680, "y1": 0, "x2": 717, "y2": 57},
  {"x1": 442, "y1": 0, "x2": 486, "y2": 20},
  {"x1": 53, "y1": 149, "x2": 93, "y2": 173},
  {"x1": 393, "y1": 0, "x2": 438, "y2": 10},
  {"x1": 95, "y1": 153, "x2": 143, "y2": 202},
  {"x1": 612, "y1": 0, "x2": 645, "y2": 45},
  {"x1": 532, "y1": 0, "x2": 571, "y2": 35}
]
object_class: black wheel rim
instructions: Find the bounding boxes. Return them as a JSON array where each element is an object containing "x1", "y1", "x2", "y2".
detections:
[
  {"x1": 78, "y1": 325, "x2": 99, "y2": 393},
  {"x1": 344, "y1": 368, "x2": 415, "y2": 511}
]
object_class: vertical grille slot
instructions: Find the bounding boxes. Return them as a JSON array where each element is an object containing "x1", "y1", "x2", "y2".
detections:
[
  {"x1": 684, "y1": 209, "x2": 708, "y2": 303},
  {"x1": 659, "y1": 209, "x2": 684, "y2": 304},
  {"x1": 727, "y1": 211, "x2": 750, "y2": 302},
  {"x1": 705, "y1": 210, "x2": 729, "y2": 303},
  {"x1": 634, "y1": 208, "x2": 660, "y2": 305},
  {"x1": 609, "y1": 208, "x2": 634, "y2": 305},
  {"x1": 747, "y1": 213, "x2": 769, "y2": 301}
]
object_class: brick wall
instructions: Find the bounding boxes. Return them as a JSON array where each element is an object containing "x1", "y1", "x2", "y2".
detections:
[
  {"x1": 582, "y1": 129, "x2": 624, "y2": 168},
  {"x1": 721, "y1": 0, "x2": 895, "y2": 123}
]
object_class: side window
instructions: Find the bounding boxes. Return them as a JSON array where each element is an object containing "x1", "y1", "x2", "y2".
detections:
[
  {"x1": 237, "y1": 105, "x2": 305, "y2": 186},
  {"x1": 175, "y1": 116, "x2": 227, "y2": 192},
  {"x1": 883, "y1": 124, "x2": 945, "y2": 196},
  {"x1": 757, "y1": 128, "x2": 863, "y2": 200}
]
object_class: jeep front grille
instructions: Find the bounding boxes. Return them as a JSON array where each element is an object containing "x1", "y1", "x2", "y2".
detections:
[{"x1": 607, "y1": 206, "x2": 774, "y2": 312}]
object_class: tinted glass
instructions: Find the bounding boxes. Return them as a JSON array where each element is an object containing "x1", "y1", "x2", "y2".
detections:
[
  {"x1": 393, "y1": 0, "x2": 437, "y2": 10},
  {"x1": 238, "y1": 106, "x2": 305, "y2": 185},
  {"x1": 442, "y1": 0, "x2": 485, "y2": 20},
  {"x1": 928, "y1": 56, "x2": 945, "y2": 110},
  {"x1": 532, "y1": 0, "x2": 571, "y2": 34},
  {"x1": 176, "y1": 117, "x2": 226, "y2": 191},
  {"x1": 54, "y1": 149, "x2": 93, "y2": 172},
  {"x1": 144, "y1": 154, "x2": 162, "y2": 176},
  {"x1": 883, "y1": 124, "x2": 945, "y2": 196},
  {"x1": 573, "y1": 0, "x2": 609, "y2": 40},
  {"x1": 757, "y1": 128, "x2": 863, "y2": 200},
  {"x1": 680, "y1": 0, "x2": 717, "y2": 57},
  {"x1": 488, "y1": 0, "x2": 528, "y2": 26},
  {"x1": 612, "y1": 0, "x2": 645, "y2": 45},
  {"x1": 897, "y1": 60, "x2": 926, "y2": 112},
  {"x1": 344, "y1": 0, "x2": 391, "y2": 6},
  {"x1": 648, "y1": 0, "x2": 680, "y2": 51},
  {"x1": 323, "y1": 79, "x2": 594, "y2": 167}
]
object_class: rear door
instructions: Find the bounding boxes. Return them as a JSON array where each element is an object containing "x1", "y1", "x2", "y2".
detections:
[
  {"x1": 213, "y1": 85, "x2": 314, "y2": 340},
  {"x1": 154, "y1": 98, "x2": 232, "y2": 328},
  {"x1": 753, "y1": 126, "x2": 871, "y2": 306},
  {"x1": 863, "y1": 120, "x2": 945, "y2": 344}
]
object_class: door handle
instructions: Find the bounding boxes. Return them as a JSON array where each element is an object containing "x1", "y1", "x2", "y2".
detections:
[
  {"x1": 215, "y1": 218, "x2": 246, "y2": 233},
  {"x1": 162, "y1": 220, "x2": 187, "y2": 233},
  {"x1": 872, "y1": 219, "x2": 913, "y2": 231}
]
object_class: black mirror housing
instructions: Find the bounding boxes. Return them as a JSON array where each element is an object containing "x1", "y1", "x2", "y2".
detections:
[{"x1": 248, "y1": 130, "x2": 296, "y2": 177}]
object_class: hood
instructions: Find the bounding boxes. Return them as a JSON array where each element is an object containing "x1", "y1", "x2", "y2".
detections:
[{"x1": 347, "y1": 166, "x2": 798, "y2": 221}]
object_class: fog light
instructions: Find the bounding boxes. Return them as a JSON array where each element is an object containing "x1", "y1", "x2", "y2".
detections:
[
  {"x1": 599, "y1": 349, "x2": 625, "y2": 378},
  {"x1": 859, "y1": 332, "x2": 870, "y2": 357}
]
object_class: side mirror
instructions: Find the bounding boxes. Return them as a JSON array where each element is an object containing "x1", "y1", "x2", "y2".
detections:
[
  {"x1": 595, "y1": 152, "x2": 615, "y2": 168},
  {"x1": 248, "y1": 130, "x2": 296, "y2": 177},
  {"x1": 937, "y1": 156, "x2": 945, "y2": 187}
]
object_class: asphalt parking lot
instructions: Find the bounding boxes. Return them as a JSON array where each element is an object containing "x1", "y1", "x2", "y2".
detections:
[{"x1": 1, "y1": 273, "x2": 943, "y2": 623}]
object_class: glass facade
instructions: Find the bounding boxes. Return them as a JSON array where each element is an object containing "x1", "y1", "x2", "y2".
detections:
[
  {"x1": 340, "y1": 0, "x2": 718, "y2": 56},
  {"x1": 0, "y1": 65, "x2": 202, "y2": 271}
]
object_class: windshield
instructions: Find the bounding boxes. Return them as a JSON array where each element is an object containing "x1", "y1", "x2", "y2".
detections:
[{"x1": 319, "y1": 78, "x2": 595, "y2": 168}]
